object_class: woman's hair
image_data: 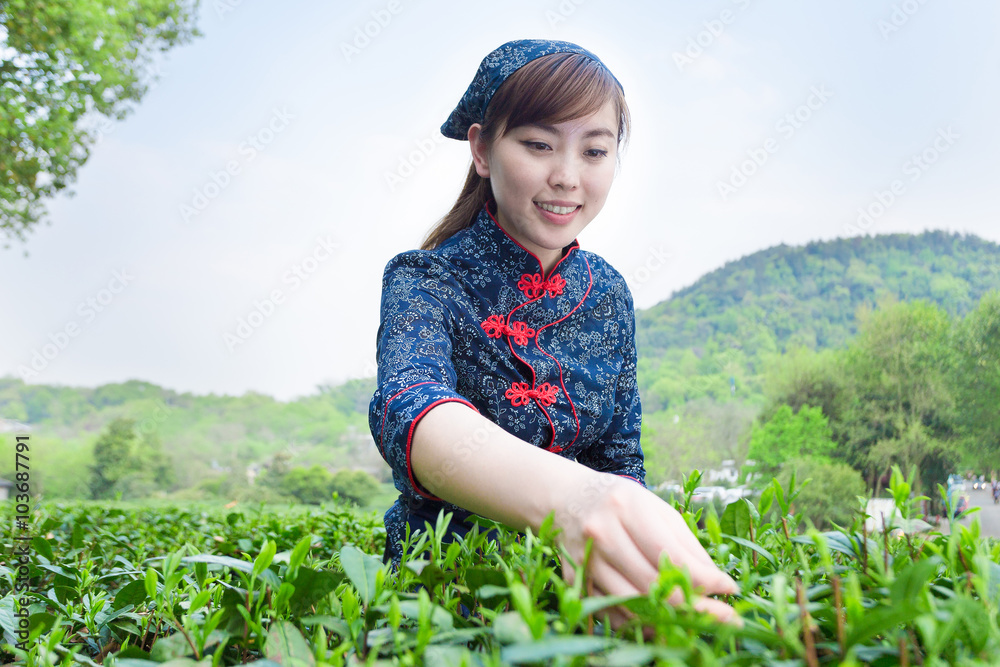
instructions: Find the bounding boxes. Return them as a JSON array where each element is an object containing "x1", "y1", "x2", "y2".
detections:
[{"x1": 421, "y1": 52, "x2": 631, "y2": 250}]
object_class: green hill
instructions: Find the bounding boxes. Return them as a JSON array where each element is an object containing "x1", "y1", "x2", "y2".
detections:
[
  {"x1": 635, "y1": 231, "x2": 1000, "y2": 411},
  {"x1": 0, "y1": 377, "x2": 379, "y2": 499}
]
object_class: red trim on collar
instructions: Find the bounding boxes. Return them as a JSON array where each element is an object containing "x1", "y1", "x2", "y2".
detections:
[{"x1": 484, "y1": 205, "x2": 580, "y2": 279}]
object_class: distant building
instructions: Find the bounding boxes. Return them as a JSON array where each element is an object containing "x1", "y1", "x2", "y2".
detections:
[
  {"x1": 706, "y1": 460, "x2": 741, "y2": 485},
  {"x1": 0, "y1": 478, "x2": 13, "y2": 501}
]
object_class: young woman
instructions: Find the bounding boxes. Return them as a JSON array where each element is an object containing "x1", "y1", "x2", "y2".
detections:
[{"x1": 369, "y1": 39, "x2": 738, "y2": 624}]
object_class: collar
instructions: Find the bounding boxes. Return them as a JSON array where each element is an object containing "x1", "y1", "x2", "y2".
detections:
[{"x1": 449, "y1": 203, "x2": 581, "y2": 280}]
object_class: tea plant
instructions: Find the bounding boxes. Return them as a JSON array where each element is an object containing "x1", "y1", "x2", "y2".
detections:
[{"x1": 1, "y1": 467, "x2": 998, "y2": 665}]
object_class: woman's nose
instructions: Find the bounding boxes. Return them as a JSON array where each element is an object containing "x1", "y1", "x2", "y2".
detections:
[{"x1": 548, "y1": 155, "x2": 580, "y2": 190}]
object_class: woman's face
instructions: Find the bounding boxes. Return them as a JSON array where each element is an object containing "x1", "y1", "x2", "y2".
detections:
[{"x1": 469, "y1": 100, "x2": 620, "y2": 274}]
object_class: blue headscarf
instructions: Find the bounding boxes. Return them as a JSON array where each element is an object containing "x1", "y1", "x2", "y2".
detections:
[{"x1": 440, "y1": 39, "x2": 622, "y2": 141}]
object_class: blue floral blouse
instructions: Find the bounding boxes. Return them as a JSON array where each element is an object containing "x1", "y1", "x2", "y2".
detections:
[{"x1": 368, "y1": 203, "x2": 646, "y2": 565}]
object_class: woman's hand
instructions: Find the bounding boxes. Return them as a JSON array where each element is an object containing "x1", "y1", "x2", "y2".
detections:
[{"x1": 553, "y1": 472, "x2": 740, "y2": 626}]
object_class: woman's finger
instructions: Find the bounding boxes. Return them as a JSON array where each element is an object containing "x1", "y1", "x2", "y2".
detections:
[
  {"x1": 692, "y1": 595, "x2": 743, "y2": 627},
  {"x1": 621, "y1": 492, "x2": 738, "y2": 595},
  {"x1": 587, "y1": 549, "x2": 645, "y2": 598},
  {"x1": 662, "y1": 585, "x2": 741, "y2": 626}
]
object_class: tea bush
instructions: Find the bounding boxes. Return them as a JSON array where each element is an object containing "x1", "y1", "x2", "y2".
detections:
[{"x1": 2, "y1": 466, "x2": 999, "y2": 665}]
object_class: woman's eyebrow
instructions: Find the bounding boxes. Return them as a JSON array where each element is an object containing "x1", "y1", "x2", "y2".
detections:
[{"x1": 527, "y1": 123, "x2": 616, "y2": 140}]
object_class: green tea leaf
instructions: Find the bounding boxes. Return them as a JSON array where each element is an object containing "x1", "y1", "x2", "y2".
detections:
[
  {"x1": 144, "y1": 567, "x2": 158, "y2": 599},
  {"x1": 115, "y1": 579, "x2": 148, "y2": 609},
  {"x1": 287, "y1": 535, "x2": 312, "y2": 573},
  {"x1": 464, "y1": 567, "x2": 507, "y2": 592},
  {"x1": 287, "y1": 568, "x2": 343, "y2": 616},
  {"x1": 721, "y1": 533, "x2": 777, "y2": 567},
  {"x1": 422, "y1": 646, "x2": 473, "y2": 667},
  {"x1": 299, "y1": 614, "x2": 350, "y2": 638},
  {"x1": 338, "y1": 545, "x2": 382, "y2": 607},
  {"x1": 501, "y1": 636, "x2": 612, "y2": 663},
  {"x1": 396, "y1": 600, "x2": 454, "y2": 629},
  {"x1": 492, "y1": 612, "x2": 533, "y2": 644},
  {"x1": 580, "y1": 594, "x2": 635, "y2": 618},
  {"x1": 150, "y1": 632, "x2": 197, "y2": 661},
  {"x1": 31, "y1": 536, "x2": 54, "y2": 563},
  {"x1": 180, "y1": 554, "x2": 282, "y2": 590},
  {"x1": 264, "y1": 620, "x2": 315, "y2": 667},
  {"x1": 253, "y1": 540, "x2": 277, "y2": 579},
  {"x1": 720, "y1": 498, "x2": 753, "y2": 539}
]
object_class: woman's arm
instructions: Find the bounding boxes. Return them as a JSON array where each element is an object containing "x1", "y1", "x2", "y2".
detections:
[{"x1": 410, "y1": 400, "x2": 740, "y2": 624}]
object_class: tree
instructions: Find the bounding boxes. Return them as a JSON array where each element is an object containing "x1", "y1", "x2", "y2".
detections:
[
  {"x1": 841, "y1": 301, "x2": 958, "y2": 496},
  {"x1": 777, "y1": 458, "x2": 867, "y2": 530},
  {"x1": 330, "y1": 469, "x2": 380, "y2": 506},
  {"x1": 952, "y1": 291, "x2": 1000, "y2": 470},
  {"x1": 1, "y1": 0, "x2": 200, "y2": 245},
  {"x1": 89, "y1": 417, "x2": 138, "y2": 498},
  {"x1": 747, "y1": 404, "x2": 836, "y2": 480},
  {"x1": 759, "y1": 347, "x2": 848, "y2": 439},
  {"x1": 89, "y1": 416, "x2": 175, "y2": 498},
  {"x1": 280, "y1": 465, "x2": 334, "y2": 505},
  {"x1": 642, "y1": 398, "x2": 757, "y2": 485}
]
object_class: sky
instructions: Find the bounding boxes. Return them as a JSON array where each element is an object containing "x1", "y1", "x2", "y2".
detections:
[{"x1": 1, "y1": 0, "x2": 998, "y2": 403}]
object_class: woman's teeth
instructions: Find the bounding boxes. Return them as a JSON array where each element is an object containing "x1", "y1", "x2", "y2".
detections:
[{"x1": 536, "y1": 203, "x2": 578, "y2": 215}]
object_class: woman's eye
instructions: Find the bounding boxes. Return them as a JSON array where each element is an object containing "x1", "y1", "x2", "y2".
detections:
[
  {"x1": 585, "y1": 149, "x2": 609, "y2": 158},
  {"x1": 523, "y1": 141, "x2": 550, "y2": 151}
]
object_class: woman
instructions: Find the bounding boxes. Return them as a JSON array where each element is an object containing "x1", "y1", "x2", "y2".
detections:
[{"x1": 369, "y1": 39, "x2": 738, "y2": 624}]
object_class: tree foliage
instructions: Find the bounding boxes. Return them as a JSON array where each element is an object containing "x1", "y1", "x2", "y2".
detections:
[
  {"x1": 271, "y1": 464, "x2": 380, "y2": 506},
  {"x1": 777, "y1": 457, "x2": 867, "y2": 530},
  {"x1": 0, "y1": 0, "x2": 200, "y2": 244},
  {"x1": 841, "y1": 301, "x2": 957, "y2": 495},
  {"x1": 747, "y1": 404, "x2": 836, "y2": 479},
  {"x1": 89, "y1": 416, "x2": 173, "y2": 498},
  {"x1": 952, "y1": 290, "x2": 1000, "y2": 469},
  {"x1": 0, "y1": 375, "x2": 379, "y2": 498}
]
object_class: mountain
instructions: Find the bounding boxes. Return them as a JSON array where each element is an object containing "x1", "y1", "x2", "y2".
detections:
[{"x1": 634, "y1": 231, "x2": 1000, "y2": 410}]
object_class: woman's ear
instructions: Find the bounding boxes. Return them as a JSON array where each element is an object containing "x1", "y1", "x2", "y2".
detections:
[{"x1": 468, "y1": 124, "x2": 491, "y2": 178}]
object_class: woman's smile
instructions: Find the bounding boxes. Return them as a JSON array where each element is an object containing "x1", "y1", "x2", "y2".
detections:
[{"x1": 534, "y1": 200, "x2": 582, "y2": 224}]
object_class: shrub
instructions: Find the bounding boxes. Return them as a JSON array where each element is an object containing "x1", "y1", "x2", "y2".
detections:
[
  {"x1": 777, "y1": 457, "x2": 867, "y2": 529},
  {"x1": 330, "y1": 468, "x2": 380, "y2": 506}
]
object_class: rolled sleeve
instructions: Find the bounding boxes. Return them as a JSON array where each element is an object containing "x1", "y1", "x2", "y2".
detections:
[
  {"x1": 576, "y1": 284, "x2": 646, "y2": 486},
  {"x1": 368, "y1": 252, "x2": 479, "y2": 500}
]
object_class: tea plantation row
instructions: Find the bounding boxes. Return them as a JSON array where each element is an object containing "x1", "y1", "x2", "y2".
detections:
[{"x1": 2, "y1": 469, "x2": 999, "y2": 665}]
